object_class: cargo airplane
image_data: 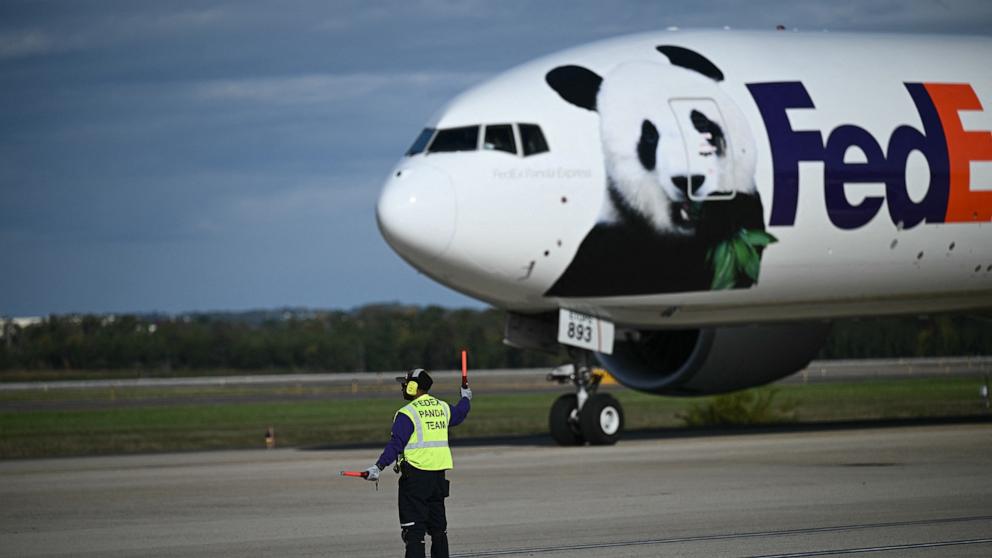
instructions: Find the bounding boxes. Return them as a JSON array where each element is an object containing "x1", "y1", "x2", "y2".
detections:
[{"x1": 375, "y1": 30, "x2": 992, "y2": 445}]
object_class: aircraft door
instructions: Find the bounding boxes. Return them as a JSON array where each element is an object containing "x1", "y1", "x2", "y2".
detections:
[{"x1": 668, "y1": 98, "x2": 735, "y2": 201}]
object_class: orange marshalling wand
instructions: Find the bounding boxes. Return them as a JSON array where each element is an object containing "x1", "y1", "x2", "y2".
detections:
[{"x1": 340, "y1": 471, "x2": 369, "y2": 478}]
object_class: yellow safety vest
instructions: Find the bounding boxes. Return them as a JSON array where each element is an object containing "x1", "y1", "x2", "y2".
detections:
[{"x1": 396, "y1": 394, "x2": 453, "y2": 471}]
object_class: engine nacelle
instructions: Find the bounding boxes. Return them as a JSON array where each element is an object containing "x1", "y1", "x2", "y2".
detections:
[{"x1": 596, "y1": 323, "x2": 831, "y2": 395}]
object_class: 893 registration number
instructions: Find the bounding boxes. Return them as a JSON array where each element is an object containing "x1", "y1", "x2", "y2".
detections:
[{"x1": 557, "y1": 310, "x2": 615, "y2": 355}]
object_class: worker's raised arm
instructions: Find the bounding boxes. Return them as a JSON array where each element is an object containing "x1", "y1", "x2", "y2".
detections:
[{"x1": 449, "y1": 388, "x2": 471, "y2": 427}]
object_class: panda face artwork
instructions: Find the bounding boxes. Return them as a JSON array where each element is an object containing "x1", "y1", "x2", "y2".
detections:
[
  {"x1": 543, "y1": 46, "x2": 775, "y2": 297},
  {"x1": 594, "y1": 61, "x2": 701, "y2": 233},
  {"x1": 634, "y1": 110, "x2": 726, "y2": 228}
]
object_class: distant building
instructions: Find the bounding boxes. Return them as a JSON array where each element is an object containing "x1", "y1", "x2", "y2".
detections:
[
  {"x1": 1, "y1": 316, "x2": 43, "y2": 328},
  {"x1": 0, "y1": 316, "x2": 43, "y2": 338}
]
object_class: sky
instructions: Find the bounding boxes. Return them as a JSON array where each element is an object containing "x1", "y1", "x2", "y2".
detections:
[{"x1": 2, "y1": 0, "x2": 991, "y2": 316}]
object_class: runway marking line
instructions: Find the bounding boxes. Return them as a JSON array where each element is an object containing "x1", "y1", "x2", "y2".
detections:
[
  {"x1": 748, "y1": 537, "x2": 992, "y2": 557},
  {"x1": 449, "y1": 515, "x2": 992, "y2": 557}
]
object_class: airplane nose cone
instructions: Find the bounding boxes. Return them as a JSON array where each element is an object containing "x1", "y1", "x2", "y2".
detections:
[{"x1": 376, "y1": 164, "x2": 456, "y2": 260}]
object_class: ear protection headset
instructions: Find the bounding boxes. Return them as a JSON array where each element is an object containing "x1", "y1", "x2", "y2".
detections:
[{"x1": 405, "y1": 369, "x2": 423, "y2": 396}]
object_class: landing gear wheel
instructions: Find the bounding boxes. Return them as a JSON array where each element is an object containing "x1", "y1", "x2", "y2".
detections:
[
  {"x1": 549, "y1": 394, "x2": 585, "y2": 446},
  {"x1": 579, "y1": 393, "x2": 624, "y2": 445}
]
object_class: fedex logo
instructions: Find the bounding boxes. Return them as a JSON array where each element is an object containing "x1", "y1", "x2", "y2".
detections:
[{"x1": 747, "y1": 82, "x2": 992, "y2": 229}]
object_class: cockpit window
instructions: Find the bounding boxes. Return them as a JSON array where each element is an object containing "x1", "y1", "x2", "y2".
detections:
[
  {"x1": 519, "y1": 123, "x2": 549, "y2": 156},
  {"x1": 405, "y1": 128, "x2": 435, "y2": 156},
  {"x1": 408, "y1": 123, "x2": 547, "y2": 157},
  {"x1": 483, "y1": 124, "x2": 516, "y2": 154},
  {"x1": 428, "y1": 126, "x2": 479, "y2": 153}
]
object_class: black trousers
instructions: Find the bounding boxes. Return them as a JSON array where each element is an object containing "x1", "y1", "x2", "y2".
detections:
[{"x1": 398, "y1": 463, "x2": 450, "y2": 558}]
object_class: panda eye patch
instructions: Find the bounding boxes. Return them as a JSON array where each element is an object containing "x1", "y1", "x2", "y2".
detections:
[
  {"x1": 690, "y1": 110, "x2": 726, "y2": 156},
  {"x1": 637, "y1": 119, "x2": 659, "y2": 171}
]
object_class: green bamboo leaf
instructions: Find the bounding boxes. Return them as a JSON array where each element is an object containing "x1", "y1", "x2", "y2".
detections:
[
  {"x1": 729, "y1": 237, "x2": 759, "y2": 282},
  {"x1": 711, "y1": 241, "x2": 729, "y2": 270},
  {"x1": 732, "y1": 237, "x2": 753, "y2": 271},
  {"x1": 713, "y1": 265, "x2": 735, "y2": 290},
  {"x1": 711, "y1": 241, "x2": 736, "y2": 290},
  {"x1": 743, "y1": 247, "x2": 761, "y2": 281},
  {"x1": 741, "y1": 229, "x2": 777, "y2": 247}
]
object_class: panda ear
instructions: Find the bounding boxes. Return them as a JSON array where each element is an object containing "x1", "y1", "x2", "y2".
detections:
[
  {"x1": 656, "y1": 46, "x2": 724, "y2": 82},
  {"x1": 545, "y1": 65, "x2": 602, "y2": 111}
]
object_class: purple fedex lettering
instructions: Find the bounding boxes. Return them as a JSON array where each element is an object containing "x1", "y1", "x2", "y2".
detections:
[
  {"x1": 745, "y1": 82, "x2": 824, "y2": 226},
  {"x1": 823, "y1": 125, "x2": 886, "y2": 229},
  {"x1": 884, "y1": 84, "x2": 949, "y2": 227},
  {"x1": 747, "y1": 82, "x2": 951, "y2": 229}
]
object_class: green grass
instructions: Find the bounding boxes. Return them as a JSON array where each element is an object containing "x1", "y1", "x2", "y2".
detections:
[
  {"x1": 1, "y1": 377, "x2": 988, "y2": 459},
  {"x1": 784, "y1": 378, "x2": 986, "y2": 420},
  {"x1": 0, "y1": 384, "x2": 382, "y2": 402},
  {"x1": 0, "y1": 368, "x2": 289, "y2": 383}
]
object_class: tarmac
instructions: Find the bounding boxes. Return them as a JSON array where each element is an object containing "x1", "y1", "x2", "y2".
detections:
[{"x1": 2, "y1": 423, "x2": 990, "y2": 557}]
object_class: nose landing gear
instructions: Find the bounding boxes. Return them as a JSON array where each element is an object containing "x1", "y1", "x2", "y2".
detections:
[
  {"x1": 548, "y1": 393, "x2": 584, "y2": 446},
  {"x1": 547, "y1": 351, "x2": 624, "y2": 446}
]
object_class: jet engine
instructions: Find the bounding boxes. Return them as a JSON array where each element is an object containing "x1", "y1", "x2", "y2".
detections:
[{"x1": 596, "y1": 322, "x2": 831, "y2": 395}]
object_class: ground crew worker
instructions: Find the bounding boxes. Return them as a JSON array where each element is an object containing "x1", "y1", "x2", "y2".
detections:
[{"x1": 364, "y1": 368, "x2": 472, "y2": 558}]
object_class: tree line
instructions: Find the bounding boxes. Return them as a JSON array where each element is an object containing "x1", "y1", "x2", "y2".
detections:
[
  {"x1": 0, "y1": 305, "x2": 559, "y2": 372},
  {"x1": 0, "y1": 305, "x2": 988, "y2": 374}
]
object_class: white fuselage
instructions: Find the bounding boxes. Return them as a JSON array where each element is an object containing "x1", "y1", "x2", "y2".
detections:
[{"x1": 376, "y1": 30, "x2": 992, "y2": 328}]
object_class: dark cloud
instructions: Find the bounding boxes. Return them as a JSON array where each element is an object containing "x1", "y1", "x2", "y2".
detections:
[{"x1": 1, "y1": 0, "x2": 990, "y2": 315}]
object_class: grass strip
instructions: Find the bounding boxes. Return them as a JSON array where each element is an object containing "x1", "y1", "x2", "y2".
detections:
[{"x1": 1, "y1": 377, "x2": 988, "y2": 459}]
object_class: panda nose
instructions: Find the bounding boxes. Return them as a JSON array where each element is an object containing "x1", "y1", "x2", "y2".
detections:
[{"x1": 671, "y1": 175, "x2": 706, "y2": 198}]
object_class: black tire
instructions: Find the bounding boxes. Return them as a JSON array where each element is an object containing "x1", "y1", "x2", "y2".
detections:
[
  {"x1": 579, "y1": 393, "x2": 624, "y2": 445},
  {"x1": 549, "y1": 394, "x2": 585, "y2": 446}
]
